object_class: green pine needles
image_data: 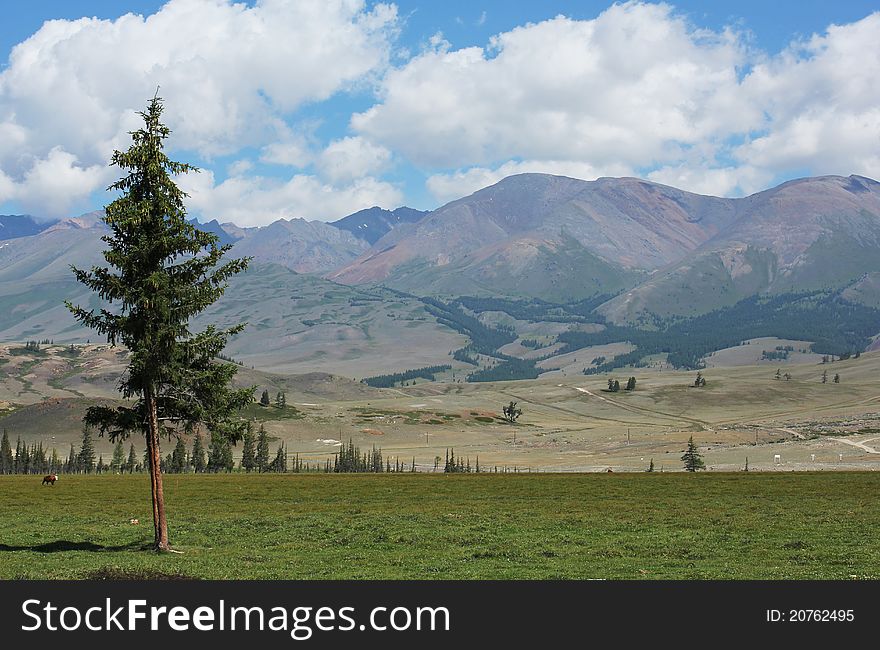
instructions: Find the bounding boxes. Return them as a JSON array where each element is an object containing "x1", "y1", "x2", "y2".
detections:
[
  {"x1": 681, "y1": 436, "x2": 706, "y2": 472},
  {"x1": 66, "y1": 94, "x2": 252, "y2": 550}
]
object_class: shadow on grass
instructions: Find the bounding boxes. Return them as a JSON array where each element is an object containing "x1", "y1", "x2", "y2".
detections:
[{"x1": 0, "y1": 540, "x2": 150, "y2": 553}]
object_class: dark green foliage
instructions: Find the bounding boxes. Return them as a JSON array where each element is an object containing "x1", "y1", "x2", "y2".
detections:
[
  {"x1": 681, "y1": 436, "x2": 705, "y2": 472},
  {"x1": 833, "y1": 373, "x2": 840, "y2": 384},
  {"x1": 454, "y1": 294, "x2": 614, "y2": 323},
  {"x1": 78, "y1": 428, "x2": 96, "y2": 474},
  {"x1": 607, "y1": 378, "x2": 621, "y2": 392},
  {"x1": 625, "y1": 377, "x2": 636, "y2": 391},
  {"x1": 9, "y1": 439, "x2": 49, "y2": 475},
  {"x1": 126, "y1": 444, "x2": 138, "y2": 474},
  {"x1": 49, "y1": 448, "x2": 61, "y2": 475},
  {"x1": 762, "y1": 345, "x2": 793, "y2": 361},
  {"x1": 422, "y1": 297, "x2": 516, "y2": 355},
  {"x1": 260, "y1": 389, "x2": 271, "y2": 406},
  {"x1": 694, "y1": 372, "x2": 706, "y2": 387},
  {"x1": 255, "y1": 423, "x2": 270, "y2": 472},
  {"x1": 241, "y1": 425, "x2": 256, "y2": 472},
  {"x1": 190, "y1": 434, "x2": 206, "y2": 473},
  {"x1": 170, "y1": 436, "x2": 188, "y2": 473},
  {"x1": 110, "y1": 440, "x2": 125, "y2": 473},
  {"x1": 562, "y1": 291, "x2": 880, "y2": 372},
  {"x1": 65, "y1": 444, "x2": 77, "y2": 474},
  {"x1": 0, "y1": 430, "x2": 12, "y2": 474},
  {"x1": 443, "y1": 448, "x2": 472, "y2": 473},
  {"x1": 502, "y1": 401, "x2": 523, "y2": 423},
  {"x1": 467, "y1": 356, "x2": 540, "y2": 382},
  {"x1": 452, "y1": 348, "x2": 478, "y2": 365},
  {"x1": 362, "y1": 365, "x2": 452, "y2": 388},
  {"x1": 207, "y1": 434, "x2": 234, "y2": 473},
  {"x1": 647, "y1": 458, "x2": 654, "y2": 472},
  {"x1": 65, "y1": 94, "x2": 252, "y2": 447},
  {"x1": 333, "y1": 439, "x2": 386, "y2": 473},
  {"x1": 270, "y1": 444, "x2": 287, "y2": 473}
]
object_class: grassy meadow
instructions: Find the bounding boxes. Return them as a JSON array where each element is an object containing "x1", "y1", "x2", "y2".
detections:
[{"x1": 1, "y1": 472, "x2": 878, "y2": 580}]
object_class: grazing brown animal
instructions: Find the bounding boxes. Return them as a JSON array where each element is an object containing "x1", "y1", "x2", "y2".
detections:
[{"x1": 42, "y1": 474, "x2": 58, "y2": 486}]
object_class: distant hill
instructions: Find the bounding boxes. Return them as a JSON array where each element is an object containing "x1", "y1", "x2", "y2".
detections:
[
  {"x1": 229, "y1": 218, "x2": 370, "y2": 274},
  {"x1": 0, "y1": 223, "x2": 468, "y2": 376},
  {"x1": 597, "y1": 175, "x2": 880, "y2": 323},
  {"x1": 0, "y1": 215, "x2": 56, "y2": 240},
  {"x1": 330, "y1": 206, "x2": 428, "y2": 244},
  {"x1": 329, "y1": 173, "x2": 740, "y2": 301},
  {"x1": 329, "y1": 173, "x2": 880, "y2": 317},
  {"x1": 188, "y1": 218, "x2": 239, "y2": 246},
  {"x1": 1, "y1": 173, "x2": 878, "y2": 375}
]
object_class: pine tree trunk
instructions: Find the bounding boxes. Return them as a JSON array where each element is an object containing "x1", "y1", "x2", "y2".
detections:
[{"x1": 145, "y1": 385, "x2": 170, "y2": 551}]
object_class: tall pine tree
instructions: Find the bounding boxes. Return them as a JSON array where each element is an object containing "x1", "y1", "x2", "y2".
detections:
[
  {"x1": 111, "y1": 439, "x2": 125, "y2": 473},
  {"x1": 0, "y1": 430, "x2": 12, "y2": 474},
  {"x1": 65, "y1": 95, "x2": 251, "y2": 551},
  {"x1": 191, "y1": 434, "x2": 207, "y2": 473},
  {"x1": 171, "y1": 436, "x2": 188, "y2": 473},
  {"x1": 126, "y1": 443, "x2": 138, "y2": 473},
  {"x1": 255, "y1": 423, "x2": 270, "y2": 472},
  {"x1": 78, "y1": 428, "x2": 96, "y2": 474},
  {"x1": 241, "y1": 424, "x2": 256, "y2": 472}
]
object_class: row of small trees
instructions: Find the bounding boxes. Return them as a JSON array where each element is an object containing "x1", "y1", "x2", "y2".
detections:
[
  {"x1": 333, "y1": 439, "x2": 416, "y2": 473},
  {"x1": 0, "y1": 425, "x2": 295, "y2": 475}
]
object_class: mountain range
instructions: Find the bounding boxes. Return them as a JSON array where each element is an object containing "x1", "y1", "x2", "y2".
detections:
[
  {"x1": 1, "y1": 173, "x2": 879, "y2": 375},
  {"x1": 329, "y1": 173, "x2": 880, "y2": 322}
]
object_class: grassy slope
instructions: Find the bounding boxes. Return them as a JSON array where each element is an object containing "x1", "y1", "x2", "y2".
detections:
[
  {"x1": 1, "y1": 473, "x2": 877, "y2": 580},
  {"x1": 380, "y1": 235, "x2": 641, "y2": 303}
]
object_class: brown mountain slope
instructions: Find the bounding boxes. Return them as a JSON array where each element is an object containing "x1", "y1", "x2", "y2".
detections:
[
  {"x1": 328, "y1": 173, "x2": 740, "y2": 297},
  {"x1": 598, "y1": 175, "x2": 880, "y2": 322}
]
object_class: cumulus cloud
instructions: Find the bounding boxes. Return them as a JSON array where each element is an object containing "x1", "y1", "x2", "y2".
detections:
[
  {"x1": 3, "y1": 0, "x2": 880, "y2": 218},
  {"x1": 0, "y1": 0, "x2": 398, "y2": 217},
  {"x1": 317, "y1": 136, "x2": 392, "y2": 184},
  {"x1": 427, "y1": 159, "x2": 633, "y2": 204},
  {"x1": 353, "y1": 2, "x2": 755, "y2": 170},
  {"x1": 178, "y1": 169, "x2": 403, "y2": 226},
  {"x1": 646, "y1": 164, "x2": 770, "y2": 197},
  {"x1": 735, "y1": 13, "x2": 880, "y2": 180},
  {"x1": 356, "y1": 2, "x2": 880, "y2": 198},
  {"x1": 0, "y1": 147, "x2": 111, "y2": 216}
]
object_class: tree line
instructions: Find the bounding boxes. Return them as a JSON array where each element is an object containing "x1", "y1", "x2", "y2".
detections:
[
  {"x1": 562, "y1": 291, "x2": 880, "y2": 372},
  {"x1": 361, "y1": 365, "x2": 452, "y2": 388}
]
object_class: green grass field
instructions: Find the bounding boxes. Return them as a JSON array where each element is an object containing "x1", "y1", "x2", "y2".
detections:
[{"x1": 2, "y1": 473, "x2": 878, "y2": 580}]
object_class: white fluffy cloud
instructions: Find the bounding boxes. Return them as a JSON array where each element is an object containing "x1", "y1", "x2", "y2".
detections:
[
  {"x1": 646, "y1": 164, "x2": 771, "y2": 198},
  {"x1": 178, "y1": 169, "x2": 403, "y2": 227},
  {"x1": 317, "y1": 136, "x2": 392, "y2": 184},
  {"x1": 734, "y1": 13, "x2": 880, "y2": 179},
  {"x1": 0, "y1": 147, "x2": 112, "y2": 215},
  {"x1": 354, "y1": 2, "x2": 755, "y2": 170},
  {"x1": 3, "y1": 1, "x2": 880, "y2": 220},
  {"x1": 427, "y1": 159, "x2": 633, "y2": 204},
  {"x1": 0, "y1": 0, "x2": 398, "y2": 217},
  {"x1": 356, "y1": 2, "x2": 880, "y2": 200}
]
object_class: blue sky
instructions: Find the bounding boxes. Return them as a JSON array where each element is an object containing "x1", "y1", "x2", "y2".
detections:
[{"x1": 1, "y1": 1, "x2": 878, "y2": 224}]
